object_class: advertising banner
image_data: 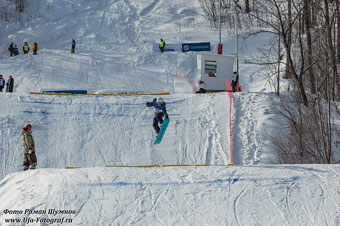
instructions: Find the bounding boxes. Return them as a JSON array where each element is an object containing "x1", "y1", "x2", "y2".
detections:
[{"x1": 182, "y1": 42, "x2": 211, "y2": 52}]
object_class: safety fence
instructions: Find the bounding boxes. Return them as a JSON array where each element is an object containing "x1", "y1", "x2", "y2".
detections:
[{"x1": 225, "y1": 77, "x2": 234, "y2": 165}]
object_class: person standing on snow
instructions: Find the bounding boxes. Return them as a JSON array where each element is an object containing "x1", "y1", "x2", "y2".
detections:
[
  {"x1": 146, "y1": 97, "x2": 169, "y2": 135},
  {"x1": 159, "y1": 38, "x2": 165, "y2": 53},
  {"x1": 0, "y1": 75, "x2": 5, "y2": 92},
  {"x1": 23, "y1": 42, "x2": 30, "y2": 54},
  {"x1": 71, "y1": 39, "x2": 76, "y2": 53},
  {"x1": 21, "y1": 124, "x2": 37, "y2": 171},
  {"x1": 6, "y1": 75, "x2": 14, "y2": 93},
  {"x1": 196, "y1": 80, "x2": 207, "y2": 93},
  {"x1": 8, "y1": 42, "x2": 14, "y2": 56},
  {"x1": 32, "y1": 41, "x2": 39, "y2": 55},
  {"x1": 13, "y1": 44, "x2": 19, "y2": 56},
  {"x1": 231, "y1": 71, "x2": 239, "y2": 92}
]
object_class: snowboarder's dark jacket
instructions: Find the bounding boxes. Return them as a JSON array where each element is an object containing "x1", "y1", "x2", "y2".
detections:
[{"x1": 146, "y1": 98, "x2": 168, "y2": 115}]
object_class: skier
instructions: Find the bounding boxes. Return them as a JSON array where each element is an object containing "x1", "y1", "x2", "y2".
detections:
[
  {"x1": 23, "y1": 42, "x2": 30, "y2": 54},
  {"x1": 6, "y1": 75, "x2": 14, "y2": 93},
  {"x1": 0, "y1": 75, "x2": 5, "y2": 92},
  {"x1": 231, "y1": 71, "x2": 239, "y2": 92},
  {"x1": 71, "y1": 39, "x2": 76, "y2": 53},
  {"x1": 8, "y1": 42, "x2": 14, "y2": 56},
  {"x1": 21, "y1": 124, "x2": 37, "y2": 171},
  {"x1": 13, "y1": 44, "x2": 19, "y2": 56},
  {"x1": 159, "y1": 38, "x2": 165, "y2": 53},
  {"x1": 196, "y1": 80, "x2": 207, "y2": 93},
  {"x1": 32, "y1": 41, "x2": 39, "y2": 55},
  {"x1": 146, "y1": 97, "x2": 169, "y2": 135}
]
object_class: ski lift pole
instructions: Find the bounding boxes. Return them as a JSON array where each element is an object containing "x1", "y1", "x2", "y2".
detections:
[
  {"x1": 234, "y1": 0, "x2": 239, "y2": 73},
  {"x1": 219, "y1": 0, "x2": 221, "y2": 44}
]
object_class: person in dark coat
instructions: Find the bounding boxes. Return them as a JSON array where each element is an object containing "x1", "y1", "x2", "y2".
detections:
[
  {"x1": 146, "y1": 97, "x2": 169, "y2": 135},
  {"x1": 71, "y1": 39, "x2": 76, "y2": 53},
  {"x1": 231, "y1": 71, "x2": 239, "y2": 92},
  {"x1": 8, "y1": 42, "x2": 14, "y2": 56},
  {"x1": 196, "y1": 80, "x2": 207, "y2": 93},
  {"x1": 0, "y1": 75, "x2": 5, "y2": 92},
  {"x1": 21, "y1": 124, "x2": 37, "y2": 171},
  {"x1": 13, "y1": 44, "x2": 19, "y2": 55},
  {"x1": 6, "y1": 75, "x2": 14, "y2": 93}
]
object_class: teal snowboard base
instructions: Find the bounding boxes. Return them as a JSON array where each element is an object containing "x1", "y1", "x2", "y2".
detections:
[{"x1": 154, "y1": 118, "x2": 169, "y2": 145}]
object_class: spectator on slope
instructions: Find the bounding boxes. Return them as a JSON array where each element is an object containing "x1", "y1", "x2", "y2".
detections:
[
  {"x1": 32, "y1": 41, "x2": 39, "y2": 55},
  {"x1": 0, "y1": 75, "x2": 5, "y2": 92},
  {"x1": 21, "y1": 124, "x2": 37, "y2": 171},
  {"x1": 23, "y1": 42, "x2": 30, "y2": 54},
  {"x1": 196, "y1": 80, "x2": 207, "y2": 94},
  {"x1": 159, "y1": 38, "x2": 165, "y2": 53},
  {"x1": 8, "y1": 42, "x2": 14, "y2": 56},
  {"x1": 231, "y1": 71, "x2": 239, "y2": 92},
  {"x1": 13, "y1": 44, "x2": 19, "y2": 56},
  {"x1": 6, "y1": 75, "x2": 14, "y2": 93},
  {"x1": 71, "y1": 39, "x2": 76, "y2": 53},
  {"x1": 146, "y1": 97, "x2": 169, "y2": 136}
]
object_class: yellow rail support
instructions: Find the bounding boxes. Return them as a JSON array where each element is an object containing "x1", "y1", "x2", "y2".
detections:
[
  {"x1": 29, "y1": 92, "x2": 170, "y2": 96},
  {"x1": 65, "y1": 164, "x2": 235, "y2": 169}
]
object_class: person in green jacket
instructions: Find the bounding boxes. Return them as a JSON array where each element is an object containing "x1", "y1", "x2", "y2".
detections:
[
  {"x1": 23, "y1": 42, "x2": 30, "y2": 54},
  {"x1": 159, "y1": 38, "x2": 165, "y2": 53},
  {"x1": 21, "y1": 124, "x2": 37, "y2": 171}
]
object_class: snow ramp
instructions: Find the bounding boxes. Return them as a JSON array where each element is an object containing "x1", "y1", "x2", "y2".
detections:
[
  {"x1": 0, "y1": 93, "x2": 231, "y2": 180},
  {"x1": 0, "y1": 165, "x2": 339, "y2": 225}
]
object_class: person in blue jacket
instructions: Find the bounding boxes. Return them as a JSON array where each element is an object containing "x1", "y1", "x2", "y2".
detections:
[{"x1": 146, "y1": 97, "x2": 169, "y2": 135}]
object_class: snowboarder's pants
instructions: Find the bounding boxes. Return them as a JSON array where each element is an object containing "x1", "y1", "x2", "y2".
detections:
[
  {"x1": 231, "y1": 81, "x2": 236, "y2": 92},
  {"x1": 153, "y1": 112, "x2": 164, "y2": 134},
  {"x1": 71, "y1": 48, "x2": 75, "y2": 53},
  {"x1": 0, "y1": 87, "x2": 3, "y2": 92},
  {"x1": 33, "y1": 51, "x2": 37, "y2": 55},
  {"x1": 159, "y1": 47, "x2": 164, "y2": 53},
  {"x1": 196, "y1": 88, "x2": 206, "y2": 94},
  {"x1": 23, "y1": 152, "x2": 37, "y2": 168}
]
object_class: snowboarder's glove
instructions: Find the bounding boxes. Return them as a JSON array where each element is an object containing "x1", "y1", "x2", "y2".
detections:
[
  {"x1": 165, "y1": 114, "x2": 169, "y2": 119},
  {"x1": 146, "y1": 102, "x2": 152, "y2": 107}
]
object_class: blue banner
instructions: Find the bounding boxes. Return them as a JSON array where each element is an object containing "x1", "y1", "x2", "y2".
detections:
[
  {"x1": 182, "y1": 42, "x2": 211, "y2": 52},
  {"x1": 42, "y1": 90, "x2": 88, "y2": 94}
]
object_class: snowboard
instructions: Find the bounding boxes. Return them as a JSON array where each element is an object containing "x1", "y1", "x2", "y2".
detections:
[{"x1": 154, "y1": 118, "x2": 170, "y2": 145}]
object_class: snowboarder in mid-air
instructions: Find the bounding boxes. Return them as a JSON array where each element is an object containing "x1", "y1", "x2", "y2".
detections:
[{"x1": 146, "y1": 97, "x2": 169, "y2": 136}]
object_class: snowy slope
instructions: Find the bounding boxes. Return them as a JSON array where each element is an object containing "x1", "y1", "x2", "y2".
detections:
[
  {"x1": 0, "y1": 93, "x2": 230, "y2": 179},
  {"x1": 1, "y1": 165, "x2": 340, "y2": 226},
  {"x1": 1, "y1": 1, "x2": 337, "y2": 225}
]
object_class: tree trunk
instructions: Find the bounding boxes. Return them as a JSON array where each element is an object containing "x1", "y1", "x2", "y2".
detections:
[
  {"x1": 323, "y1": 0, "x2": 333, "y2": 162},
  {"x1": 336, "y1": 0, "x2": 340, "y2": 99},
  {"x1": 304, "y1": 0, "x2": 316, "y2": 94},
  {"x1": 245, "y1": 0, "x2": 250, "y2": 13},
  {"x1": 285, "y1": 0, "x2": 292, "y2": 79}
]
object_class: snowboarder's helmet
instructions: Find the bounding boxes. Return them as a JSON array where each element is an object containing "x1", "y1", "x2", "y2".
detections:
[
  {"x1": 199, "y1": 80, "x2": 204, "y2": 84},
  {"x1": 23, "y1": 124, "x2": 31, "y2": 131},
  {"x1": 156, "y1": 97, "x2": 164, "y2": 104},
  {"x1": 9, "y1": 75, "x2": 12, "y2": 79}
]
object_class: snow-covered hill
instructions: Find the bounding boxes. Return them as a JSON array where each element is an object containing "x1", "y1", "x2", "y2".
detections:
[
  {"x1": 1, "y1": 0, "x2": 338, "y2": 225},
  {"x1": 1, "y1": 165, "x2": 340, "y2": 225}
]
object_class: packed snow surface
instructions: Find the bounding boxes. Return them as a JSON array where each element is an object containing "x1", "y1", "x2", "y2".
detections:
[{"x1": 0, "y1": 0, "x2": 339, "y2": 225}]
